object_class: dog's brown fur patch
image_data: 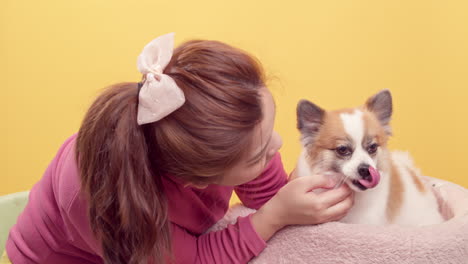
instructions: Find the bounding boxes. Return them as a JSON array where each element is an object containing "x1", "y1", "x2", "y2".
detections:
[
  {"x1": 407, "y1": 166, "x2": 426, "y2": 193},
  {"x1": 306, "y1": 110, "x2": 350, "y2": 161},
  {"x1": 361, "y1": 108, "x2": 389, "y2": 147},
  {"x1": 386, "y1": 160, "x2": 404, "y2": 223}
]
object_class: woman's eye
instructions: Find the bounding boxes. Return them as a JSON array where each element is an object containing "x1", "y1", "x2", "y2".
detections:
[
  {"x1": 335, "y1": 146, "x2": 352, "y2": 156},
  {"x1": 367, "y1": 143, "x2": 379, "y2": 154}
]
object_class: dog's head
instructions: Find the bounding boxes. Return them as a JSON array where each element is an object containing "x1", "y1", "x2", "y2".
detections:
[{"x1": 297, "y1": 90, "x2": 393, "y2": 192}]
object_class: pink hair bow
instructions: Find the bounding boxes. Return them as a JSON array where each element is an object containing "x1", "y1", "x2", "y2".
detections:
[{"x1": 136, "y1": 33, "x2": 185, "y2": 125}]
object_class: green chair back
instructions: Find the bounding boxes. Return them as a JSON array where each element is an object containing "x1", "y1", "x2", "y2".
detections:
[{"x1": 0, "y1": 191, "x2": 29, "y2": 251}]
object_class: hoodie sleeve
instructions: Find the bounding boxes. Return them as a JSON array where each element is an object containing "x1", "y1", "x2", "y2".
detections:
[
  {"x1": 234, "y1": 152, "x2": 288, "y2": 210},
  {"x1": 171, "y1": 214, "x2": 266, "y2": 264}
]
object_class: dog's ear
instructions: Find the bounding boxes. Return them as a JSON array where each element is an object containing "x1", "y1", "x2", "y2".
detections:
[
  {"x1": 365, "y1": 89, "x2": 393, "y2": 135},
  {"x1": 297, "y1": 99, "x2": 325, "y2": 146}
]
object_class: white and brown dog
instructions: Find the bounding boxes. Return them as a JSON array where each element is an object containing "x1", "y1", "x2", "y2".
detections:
[{"x1": 296, "y1": 90, "x2": 444, "y2": 226}]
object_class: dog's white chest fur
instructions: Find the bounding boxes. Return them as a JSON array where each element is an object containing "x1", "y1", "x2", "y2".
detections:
[{"x1": 297, "y1": 150, "x2": 444, "y2": 226}]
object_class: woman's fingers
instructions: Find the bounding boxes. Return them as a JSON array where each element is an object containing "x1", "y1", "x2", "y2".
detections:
[
  {"x1": 288, "y1": 168, "x2": 298, "y2": 182},
  {"x1": 296, "y1": 175, "x2": 335, "y2": 193},
  {"x1": 316, "y1": 184, "x2": 353, "y2": 208},
  {"x1": 324, "y1": 195, "x2": 354, "y2": 220}
]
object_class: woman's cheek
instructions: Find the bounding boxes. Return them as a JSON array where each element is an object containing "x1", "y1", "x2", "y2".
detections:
[{"x1": 249, "y1": 162, "x2": 265, "y2": 181}]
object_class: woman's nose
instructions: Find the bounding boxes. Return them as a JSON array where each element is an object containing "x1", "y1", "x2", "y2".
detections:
[{"x1": 267, "y1": 131, "x2": 283, "y2": 157}]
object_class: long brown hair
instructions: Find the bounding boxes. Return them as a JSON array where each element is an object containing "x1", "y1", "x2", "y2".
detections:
[{"x1": 76, "y1": 40, "x2": 265, "y2": 264}]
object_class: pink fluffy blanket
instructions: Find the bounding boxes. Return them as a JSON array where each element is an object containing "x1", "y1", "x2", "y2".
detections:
[{"x1": 210, "y1": 177, "x2": 468, "y2": 264}]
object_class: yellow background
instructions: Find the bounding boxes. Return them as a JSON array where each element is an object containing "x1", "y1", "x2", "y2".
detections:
[{"x1": 2, "y1": 0, "x2": 467, "y2": 199}]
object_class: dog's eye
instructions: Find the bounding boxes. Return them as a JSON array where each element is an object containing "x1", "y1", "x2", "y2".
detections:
[
  {"x1": 335, "y1": 146, "x2": 352, "y2": 156},
  {"x1": 367, "y1": 143, "x2": 379, "y2": 154}
]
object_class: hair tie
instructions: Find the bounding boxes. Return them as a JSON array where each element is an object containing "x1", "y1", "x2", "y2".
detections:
[{"x1": 136, "y1": 33, "x2": 185, "y2": 125}]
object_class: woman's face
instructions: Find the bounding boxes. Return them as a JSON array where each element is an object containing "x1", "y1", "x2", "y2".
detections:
[{"x1": 215, "y1": 87, "x2": 283, "y2": 186}]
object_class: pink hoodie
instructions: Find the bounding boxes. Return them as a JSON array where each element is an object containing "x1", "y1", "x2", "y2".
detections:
[{"x1": 6, "y1": 134, "x2": 288, "y2": 263}]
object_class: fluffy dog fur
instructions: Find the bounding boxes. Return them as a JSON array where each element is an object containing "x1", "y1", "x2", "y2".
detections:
[{"x1": 296, "y1": 90, "x2": 443, "y2": 226}]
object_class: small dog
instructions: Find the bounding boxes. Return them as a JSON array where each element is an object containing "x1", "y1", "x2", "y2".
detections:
[{"x1": 296, "y1": 90, "x2": 444, "y2": 226}]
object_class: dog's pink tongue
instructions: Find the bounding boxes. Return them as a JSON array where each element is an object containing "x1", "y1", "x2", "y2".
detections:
[{"x1": 358, "y1": 166, "x2": 381, "y2": 188}]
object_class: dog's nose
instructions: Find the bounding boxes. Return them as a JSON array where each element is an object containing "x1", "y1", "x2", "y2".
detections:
[{"x1": 358, "y1": 164, "x2": 371, "y2": 180}]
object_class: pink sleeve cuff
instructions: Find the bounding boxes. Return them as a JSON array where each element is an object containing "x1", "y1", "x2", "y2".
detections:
[{"x1": 237, "y1": 214, "x2": 267, "y2": 256}]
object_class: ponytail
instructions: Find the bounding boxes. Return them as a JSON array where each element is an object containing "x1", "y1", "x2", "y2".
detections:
[
  {"x1": 76, "y1": 82, "x2": 171, "y2": 264},
  {"x1": 75, "y1": 38, "x2": 266, "y2": 264}
]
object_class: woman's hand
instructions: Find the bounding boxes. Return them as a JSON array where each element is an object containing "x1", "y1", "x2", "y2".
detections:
[
  {"x1": 251, "y1": 174, "x2": 354, "y2": 241},
  {"x1": 288, "y1": 168, "x2": 298, "y2": 182}
]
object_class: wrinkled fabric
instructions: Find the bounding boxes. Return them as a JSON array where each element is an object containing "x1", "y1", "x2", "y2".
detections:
[{"x1": 6, "y1": 134, "x2": 288, "y2": 264}]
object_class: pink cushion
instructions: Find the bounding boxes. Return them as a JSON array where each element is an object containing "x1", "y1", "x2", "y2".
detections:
[{"x1": 212, "y1": 177, "x2": 468, "y2": 263}]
